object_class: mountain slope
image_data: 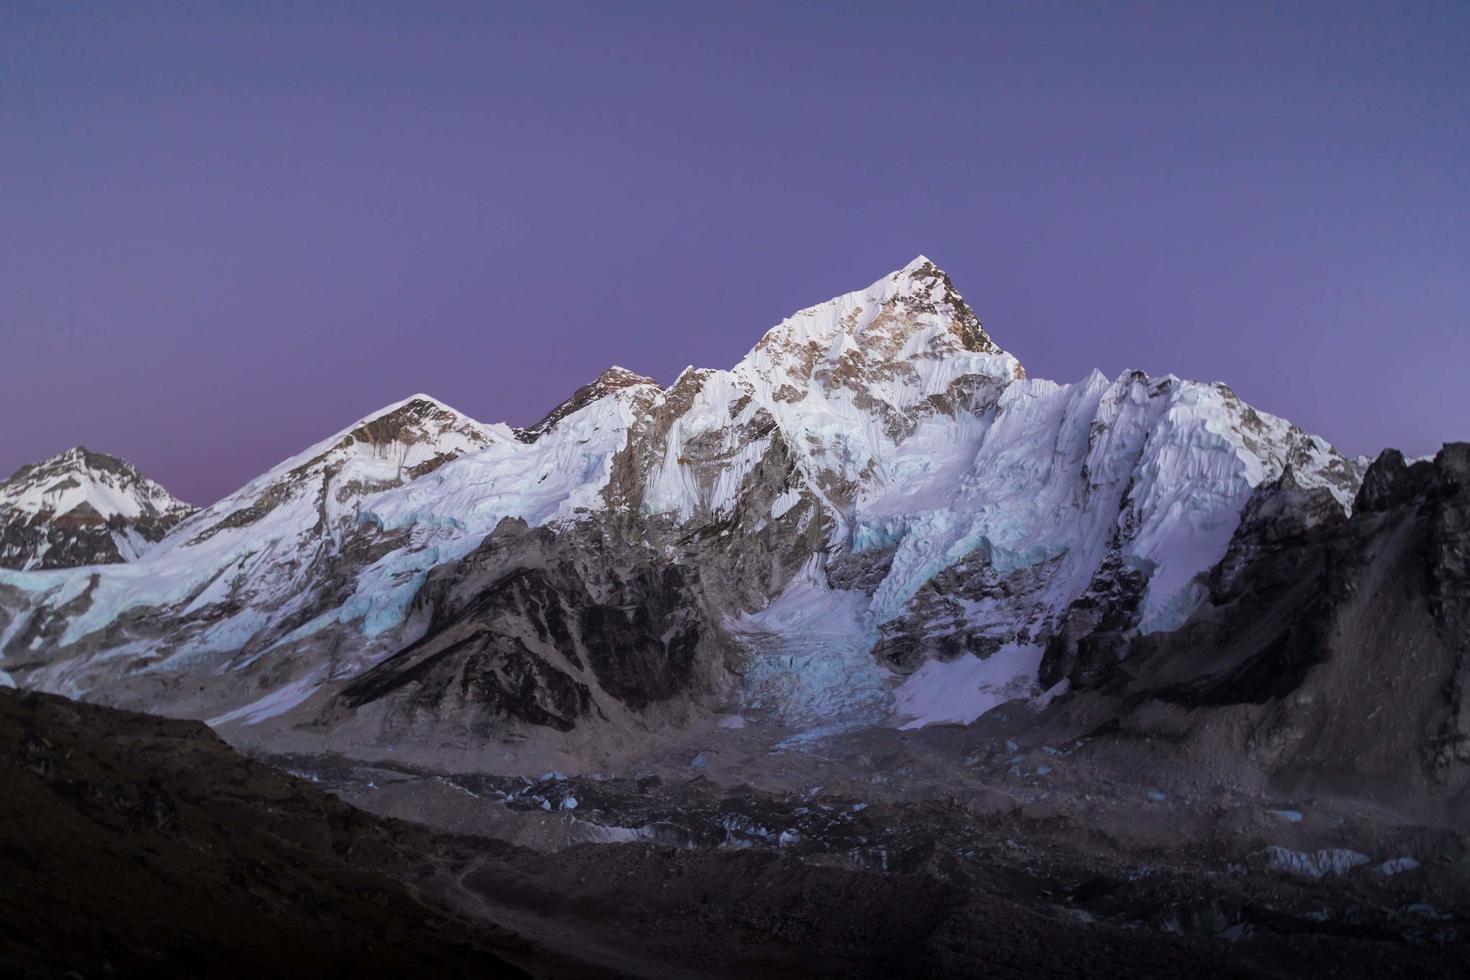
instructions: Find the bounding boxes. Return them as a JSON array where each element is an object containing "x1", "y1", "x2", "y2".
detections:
[
  {"x1": 1056, "y1": 443, "x2": 1470, "y2": 807},
  {"x1": 0, "y1": 687, "x2": 539, "y2": 977},
  {"x1": 8, "y1": 686, "x2": 1468, "y2": 980},
  {"x1": 0, "y1": 258, "x2": 1368, "y2": 760},
  {"x1": 0, "y1": 448, "x2": 194, "y2": 571}
]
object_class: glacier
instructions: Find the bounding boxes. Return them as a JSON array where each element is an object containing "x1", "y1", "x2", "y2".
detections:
[{"x1": 0, "y1": 256, "x2": 1364, "y2": 739}]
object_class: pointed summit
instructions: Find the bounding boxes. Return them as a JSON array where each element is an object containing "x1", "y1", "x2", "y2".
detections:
[
  {"x1": 517, "y1": 366, "x2": 658, "y2": 443},
  {"x1": 173, "y1": 393, "x2": 505, "y2": 552},
  {"x1": 735, "y1": 257, "x2": 1021, "y2": 411},
  {"x1": 0, "y1": 446, "x2": 195, "y2": 569},
  {"x1": 336, "y1": 393, "x2": 492, "y2": 452},
  {"x1": 887, "y1": 255, "x2": 999, "y2": 355},
  {"x1": 747, "y1": 257, "x2": 1006, "y2": 361},
  {"x1": 594, "y1": 365, "x2": 658, "y2": 388},
  {"x1": 2, "y1": 446, "x2": 192, "y2": 518}
]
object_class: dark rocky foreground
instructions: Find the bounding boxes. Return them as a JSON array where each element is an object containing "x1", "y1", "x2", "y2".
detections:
[
  {"x1": 4, "y1": 688, "x2": 1469, "y2": 978},
  {"x1": 0, "y1": 689, "x2": 533, "y2": 979}
]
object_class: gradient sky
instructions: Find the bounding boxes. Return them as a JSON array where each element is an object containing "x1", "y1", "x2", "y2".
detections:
[{"x1": 3, "y1": 2, "x2": 1467, "y2": 505}]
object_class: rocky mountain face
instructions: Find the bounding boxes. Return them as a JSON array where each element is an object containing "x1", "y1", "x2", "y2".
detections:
[
  {"x1": 1058, "y1": 443, "x2": 1470, "y2": 806},
  {"x1": 1, "y1": 256, "x2": 1432, "y2": 782},
  {"x1": 7, "y1": 258, "x2": 1467, "y2": 979},
  {"x1": 0, "y1": 447, "x2": 195, "y2": 571}
]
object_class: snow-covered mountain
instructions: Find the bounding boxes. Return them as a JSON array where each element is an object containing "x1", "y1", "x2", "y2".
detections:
[
  {"x1": 0, "y1": 447, "x2": 195, "y2": 570},
  {"x1": 0, "y1": 257, "x2": 1370, "y2": 750}
]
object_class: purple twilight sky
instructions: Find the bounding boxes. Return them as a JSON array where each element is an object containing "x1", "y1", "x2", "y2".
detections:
[{"x1": 2, "y1": 2, "x2": 1467, "y2": 505}]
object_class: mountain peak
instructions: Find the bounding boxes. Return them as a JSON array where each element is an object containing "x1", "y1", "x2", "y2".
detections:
[
  {"x1": 358, "y1": 392, "x2": 461, "y2": 423},
  {"x1": 887, "y1": 256, "x2": 998, "y2": 355},
  {"x1": 16, "y1": 445, "x2": 122, "y2": 479},
  {"x1": 327, "y1": 392, "x2": 503, "y2": 455},
  {"x1": 4, "y1": 446, "x2": 182, "y2": 505},
  {"x1": 517, "y1": 366, "x2": 658, "y2": 444},
  {"x1": 0, "y1": 446, "x2": 194, "y2": 570},
  {"x1": 594, "y1": 365, "x2": 658, "y2": 388},
  {"x1": 737, "y1": 258, "x2": 1016, "y2": 402}
]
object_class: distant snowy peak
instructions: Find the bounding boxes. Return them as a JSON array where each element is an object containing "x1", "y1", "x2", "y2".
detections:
[
  {"x1": 170, "y1": 394, "x2": 506, "y2": 553},
  {"x1": 0, "y1": 447, "x2": 195, "y2": 570},
  {"x1": 735, "y1": 256, "x2": 1024, "y2": 419},
  {"x1": 1, "y1": 447, "x2": 190, "y2": 520},
  {"x1": 0, "y1": 256, "x2": 1377, "y2": 740},
  {"x1": 0, "y1": 446, "x2": 192, "y2": 525},
  {"x1": 894, "y1": 254, "x2": 1003, "y2": 355},
  {"x1": 250, "y1": 392, "x2": 505, "y2": 488},
  {"x1": 517, "y1": 366, "x2": 660, "y2": 443},
  {"x1": 330, "y1": 394, "x2": 509, "y2": 478},
  {"x1": 754, "y1": 256, "x2": 1007, "y2": 358}
]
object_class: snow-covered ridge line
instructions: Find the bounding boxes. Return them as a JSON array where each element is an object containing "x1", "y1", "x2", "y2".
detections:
[
  {"x1": 2, "y1": 446, "x2": 191, "y2": 521},
  {"x1": 0, "y1": 447, "x2": 196, "y2": 570},
  {"x1": 0, "y1": 256, "x2": 1367, "y2": 735}
]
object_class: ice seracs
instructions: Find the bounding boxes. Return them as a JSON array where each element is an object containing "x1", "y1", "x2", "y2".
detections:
[{"x1": 0, "y1": 256, "x2": 1368, "y2": 741}]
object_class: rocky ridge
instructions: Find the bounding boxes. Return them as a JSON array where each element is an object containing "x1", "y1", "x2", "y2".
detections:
[
  {"x1": 0, "y1": 257, "x2": 1380, "y2": 768},
  {"x1": 1062, "y1": 443, "x2": 1470, "y2": 806}
]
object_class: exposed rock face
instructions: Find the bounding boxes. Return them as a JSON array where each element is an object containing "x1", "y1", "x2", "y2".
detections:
[
  {"x1": 0, "y1": 447, "x2": 195, "y2": 570},
  {"x1": 1074, "y1": 444, "x2": 1470, "y2": 800},
  {"x1": 339, "y1": 519, "x2": 730, "y2": 734},
  {"x1": 0, "y1": 257, "x2": 1380, "y2": 761}
]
